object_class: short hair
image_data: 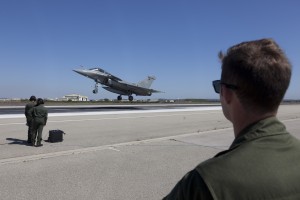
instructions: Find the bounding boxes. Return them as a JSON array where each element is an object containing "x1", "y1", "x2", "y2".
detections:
[
  {"x1": 29, "y1": 96, "x2": 36, "y2": 101},
  {"x1": 36, "y1": 98, "x2": 44, "y2": 105},
  {"x1": 219, "y1": 38, "x2": 291, "y2": 113}
]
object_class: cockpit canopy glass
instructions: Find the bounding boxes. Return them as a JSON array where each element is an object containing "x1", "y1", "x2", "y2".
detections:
[{"x1": 89, "y1": 68, "x2": 110, "y2": 74}]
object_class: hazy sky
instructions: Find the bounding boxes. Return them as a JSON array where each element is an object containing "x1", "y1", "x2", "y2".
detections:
[{"x1": 0, "y1": 0, "x2": 299, "y2": 100}]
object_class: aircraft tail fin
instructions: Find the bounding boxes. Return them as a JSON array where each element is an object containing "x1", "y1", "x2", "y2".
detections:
[{"x1": 137, "y1": 76, "x2": 156, "y2": 88}]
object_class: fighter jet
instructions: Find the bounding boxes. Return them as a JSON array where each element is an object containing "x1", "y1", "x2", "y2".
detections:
[{"x1": 73, "y1": 67, "x2": 162, "y2": 101}]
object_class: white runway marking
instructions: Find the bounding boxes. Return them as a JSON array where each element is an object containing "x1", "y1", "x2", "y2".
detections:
[
  {"x1": 0, "y1": 111, "x2": 221, "y2": 126},
  {"x1": 0, "y1": 106, "x2": 221, "y2": 119}
]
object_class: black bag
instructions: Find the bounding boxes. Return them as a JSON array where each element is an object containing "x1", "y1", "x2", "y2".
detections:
[{"x1": 48, "y1": 130, "x2": 65, "y2": 143}]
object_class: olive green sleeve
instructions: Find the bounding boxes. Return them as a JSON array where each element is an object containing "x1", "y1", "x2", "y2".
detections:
[{"x1": 162, "y1": 169, "x2": 213, "y2": 200}]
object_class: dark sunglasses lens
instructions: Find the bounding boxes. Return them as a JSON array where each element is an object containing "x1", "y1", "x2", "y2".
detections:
[{"x1": 213, "y1": 80, "x2": 220, "y2": 93}]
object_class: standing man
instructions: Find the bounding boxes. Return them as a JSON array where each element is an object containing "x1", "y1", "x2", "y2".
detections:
[
  {"x1": 24, "y1": 95, "x2": 36, "y2": 144},
  {"x1": 163, "y1": 39, "x2": 300, "y2": 199},
  {"x1": 31, "y1": 98, "x2": 48, "y2": 147}
]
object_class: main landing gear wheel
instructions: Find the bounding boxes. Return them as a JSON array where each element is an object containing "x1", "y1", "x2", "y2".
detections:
[
  {"x1": 128, "y1": 95, "x2": 133, "y2": 101},
  {"x1": 117, "y1": 95, "x2": 122, "y2": 101}
]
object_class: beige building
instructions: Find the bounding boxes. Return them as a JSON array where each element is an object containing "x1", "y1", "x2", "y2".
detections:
[{"x1": 61, "y1": 94, "x2": 89, "y2": 101}]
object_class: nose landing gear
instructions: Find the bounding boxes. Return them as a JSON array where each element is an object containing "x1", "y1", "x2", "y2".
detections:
[{"x1": 93, "y1": 83, "x2": 99, "y2": 94}]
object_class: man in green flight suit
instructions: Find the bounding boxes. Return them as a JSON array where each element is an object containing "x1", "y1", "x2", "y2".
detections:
[
  {"x1": 163, "y1": 38, "x2": 300, "y2": 199},
  {"x1": 30, "y1": 98, "x2": 48, "y2": 147},
  {"x1": 24, "y1": 95, "x2": 36, "y2": 144}
]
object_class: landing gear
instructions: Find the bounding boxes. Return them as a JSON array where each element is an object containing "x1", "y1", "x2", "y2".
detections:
[
  {"x1": 128, "y1": 95, "x2": 133, "y2": 102},
  {"x1": 117, "y1": 95, "x2": 133, "y2": 101},
  {"x1": 93, "y1": 83, "x2": 99, "y2": 94}
]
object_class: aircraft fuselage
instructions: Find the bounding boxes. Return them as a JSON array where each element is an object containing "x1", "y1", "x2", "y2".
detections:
[{"x1": 73, "y1": 67, "x2": 161, "y2": 101}]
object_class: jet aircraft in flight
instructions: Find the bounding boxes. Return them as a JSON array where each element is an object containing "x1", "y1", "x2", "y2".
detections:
[{"x1": 73, "y1": 67, "x2": 162, "y2": 101}]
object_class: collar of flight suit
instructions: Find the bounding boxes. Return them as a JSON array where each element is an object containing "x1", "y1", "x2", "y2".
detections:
[{"x1": 228, "y1": 116, "x2": 288, "y2": 151}]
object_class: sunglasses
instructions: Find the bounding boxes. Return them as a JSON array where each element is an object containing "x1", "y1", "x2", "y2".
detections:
[{"x1": 212, "y1": 80, "x2": 238, "y2": 94}]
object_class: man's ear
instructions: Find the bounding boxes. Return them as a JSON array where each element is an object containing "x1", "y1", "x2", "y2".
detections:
[{"x1": 221, "y1": 86, "x2": 233, "y2": 104}]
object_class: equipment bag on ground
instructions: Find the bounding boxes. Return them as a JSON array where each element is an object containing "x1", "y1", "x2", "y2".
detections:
[{"x1": 48, "y1": 130, "x2": 65, "y2": 143}]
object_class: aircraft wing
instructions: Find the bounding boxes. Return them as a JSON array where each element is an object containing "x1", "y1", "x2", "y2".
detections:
[
  {"x1": 149, "y1": 89, "x2": 163, "y2": 93},
  {"x1": 120, "y1": 82, "x2": 163, "y2": 96}
]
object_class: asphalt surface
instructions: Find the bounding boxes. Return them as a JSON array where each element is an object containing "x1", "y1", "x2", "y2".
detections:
[{"x1": 0, "y1": 104, "x2": 299, "y2": 200}]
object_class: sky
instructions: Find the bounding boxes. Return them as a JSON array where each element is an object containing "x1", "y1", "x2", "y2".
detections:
[{"x1": 0, "y1": 0, "x2": 299, "y2": 100}]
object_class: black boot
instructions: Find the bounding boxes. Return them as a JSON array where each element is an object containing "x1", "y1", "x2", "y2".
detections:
[{"x1": 36, "y1": 141, "x2": 43, "y2": 147}]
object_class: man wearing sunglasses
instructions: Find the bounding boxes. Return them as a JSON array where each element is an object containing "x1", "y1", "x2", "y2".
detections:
[{"x1": 163, "y1": 39, "x2": 300, "y2": 199}]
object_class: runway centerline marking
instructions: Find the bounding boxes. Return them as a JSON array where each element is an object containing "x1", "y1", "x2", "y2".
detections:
[
  {"x1": 48, "y1": 111, "x2": 221, "y2": 124},
  {"x1": 0, "y1": 111, "x2": 221, "y2": 126},
  {"x1": 0, "y1": 106, "x2": 221, "y2": 119},
  {"x1": 0, "y1": 106, "x2": 221, "y2": 126}
]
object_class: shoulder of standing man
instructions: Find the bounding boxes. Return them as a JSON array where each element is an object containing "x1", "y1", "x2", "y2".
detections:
[{"x1": 163, "y1": 169, "x2": 213, "y2": 200}]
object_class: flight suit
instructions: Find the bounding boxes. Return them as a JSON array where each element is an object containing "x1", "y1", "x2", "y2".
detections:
[
  {"x1": 163, "y1": 117, "x2": 300, "y2": 199},
  {"x1": 31, "y1": 104, "x2": 48, "y2": 146},
  {"x1": 24, "y1": 101, "x2": 35, "y2": 143}
]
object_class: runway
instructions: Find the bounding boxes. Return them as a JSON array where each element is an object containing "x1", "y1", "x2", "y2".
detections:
[
  {"x1": 0, "y1": 104, "x2": 221, "y2": 119},
  {"x1": 0, "y1": 104, "x2": 299, "y2": 200},
  {"x1": 0, "y1": 103, "x2": 219, "y2": 116}
]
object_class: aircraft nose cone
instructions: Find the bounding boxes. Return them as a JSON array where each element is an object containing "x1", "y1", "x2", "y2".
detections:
[
  {"x1": 73, "y1": 69, "x2": 86, "y2": 76},
  {"x1": 73, "y1": 69, "x2": 81, "y2": 73}
]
